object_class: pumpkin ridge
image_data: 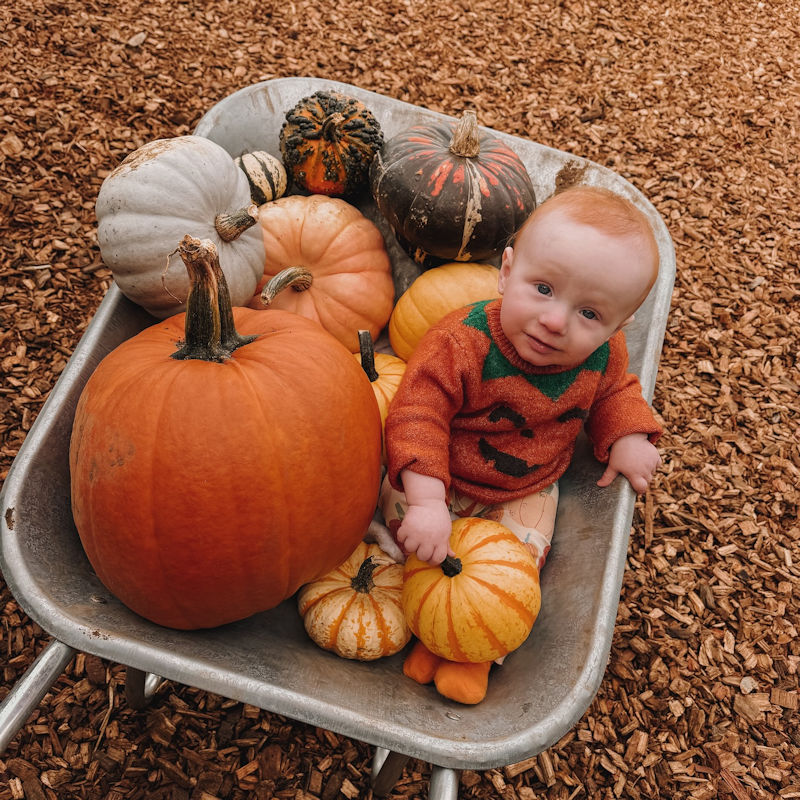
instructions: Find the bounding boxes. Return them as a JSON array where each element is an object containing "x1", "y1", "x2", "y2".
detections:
[
  {"x1": 458, "y1": 585, "x2": 509, "y2": 655},
  {"x1": 459, "y1": 530, "x2": 521, "y2": 558},
  {"x1": 322, "y1": 592, "x2": 355, "y2": 646},
  {"x1": 461, "y1": 574, "x2": 538, "y2": 627},
  {"x1": 443, "y1": 581, "x2": 469, "y2": 662}
]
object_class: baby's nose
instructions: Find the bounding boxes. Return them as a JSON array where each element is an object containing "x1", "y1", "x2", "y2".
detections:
[{"x1": 540, "y1": 305, "x2": 567, "y2": 333}]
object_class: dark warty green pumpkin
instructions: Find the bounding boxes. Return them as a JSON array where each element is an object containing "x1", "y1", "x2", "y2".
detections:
[
  {"x1": 370, "y1": 110, "x2": 537, "y2": 267},
  {"x1": 279, "y1": 90, "x2": 384, "y2": 197}
]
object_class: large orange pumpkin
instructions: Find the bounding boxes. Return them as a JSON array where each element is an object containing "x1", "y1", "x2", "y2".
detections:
[
  {"x1": 402, "y1": 517, "x2": 541, "y2": 663},
  {"x1": 248, "y1": 194, "x2": 395, "y2": 353},
  {"x1": 70, "y1": 235, "x2": 382, "y2": 630}
]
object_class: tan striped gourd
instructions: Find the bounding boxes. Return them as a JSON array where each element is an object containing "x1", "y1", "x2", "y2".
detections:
[
  {"x1": 234, "y1": 150, "x2": 288, "y2": 205},
  {"x1": 298, "y1": 542, "x2": 410, "y2": 660}
]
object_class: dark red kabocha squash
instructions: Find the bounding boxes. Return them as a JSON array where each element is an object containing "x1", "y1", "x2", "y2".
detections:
[
  {"x1": 370, "y1": 110, "x2": 536, "y2": 267},
  {"x1": 280, "y1": 90, "x2": 384, "y2": 196}
]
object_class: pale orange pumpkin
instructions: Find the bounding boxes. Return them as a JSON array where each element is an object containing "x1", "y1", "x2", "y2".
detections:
[
  {"x1": 248, "y1": 194, "x2": 395, "y2": 353},
  {"x1": 388, "y1": 262, "x2": 500, "y2": 360},
  {"x1": 402, "y1": 517, "x2": 541, "y2": 663},
  {"x1": 355, "y1": 330, "x2": 406, "y2": 462},
  {"x1": 298, "y1": 542, "x2": 411, "y2": 660}
]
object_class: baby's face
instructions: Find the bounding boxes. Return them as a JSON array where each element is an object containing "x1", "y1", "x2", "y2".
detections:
[{"x1": 498, "y1": 210, "x2": 655, "y2": 368}]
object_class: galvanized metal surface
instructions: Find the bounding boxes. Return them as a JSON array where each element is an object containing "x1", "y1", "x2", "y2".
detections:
[{"x1": 0, "y1": 78, "x2": 675, "y2": 770}]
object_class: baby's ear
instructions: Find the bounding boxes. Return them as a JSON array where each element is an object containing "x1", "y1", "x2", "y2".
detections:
[
  {"x1": 617, "y1": 314, "x2": 635, "y2": 331},
  {"x1": 498, "y1": 247, "x2": 514, "y2": 294}
]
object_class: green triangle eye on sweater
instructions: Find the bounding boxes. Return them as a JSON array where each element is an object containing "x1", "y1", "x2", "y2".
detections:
[{"x1": 463, "y1": 300, "x2": 610, "y2": 401}]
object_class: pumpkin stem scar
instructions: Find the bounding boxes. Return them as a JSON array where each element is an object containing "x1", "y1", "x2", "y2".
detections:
[
  {"x1": 171, "y1": 235, "x2": 254, "y2": 361},
  {"x1": 260, "y1": 266, "x2": 314, "y2": 307}
]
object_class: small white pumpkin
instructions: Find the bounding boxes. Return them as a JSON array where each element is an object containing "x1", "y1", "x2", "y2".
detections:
[
  {"x1": 96, "y1": 135, "x2": 265, "y2": 319},
  {"x1": 234, "y1": 151, "x2": 288, "y2": 205}
]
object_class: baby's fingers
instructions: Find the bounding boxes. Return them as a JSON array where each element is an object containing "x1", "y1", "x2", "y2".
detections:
[{"x1": 597, "y1": 465, "x2": 619, "y2": 487}]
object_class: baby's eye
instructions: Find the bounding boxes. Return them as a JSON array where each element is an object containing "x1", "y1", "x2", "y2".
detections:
[
  {"x1": 536, "y1": 284, "x2": 552, "y2": 296},
  {"x1": 580, "y1": 309, "x2": 597, "y2": 320}
]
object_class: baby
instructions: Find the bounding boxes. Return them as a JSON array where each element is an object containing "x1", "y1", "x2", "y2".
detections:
[{"x1": 379, "y1": 184, "x2": 664, "y2": 703}]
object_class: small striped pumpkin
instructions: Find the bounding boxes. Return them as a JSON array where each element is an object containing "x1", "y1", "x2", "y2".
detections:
[
  {"x1": 298, "y1": 542, "x2": 411, "y2": 661},
  {"x1": 234, "y1": 150, "x2": 288, "y2": 205},
  {"x1": 402, "y1": 517, "x2": 541, "y2": 663}
]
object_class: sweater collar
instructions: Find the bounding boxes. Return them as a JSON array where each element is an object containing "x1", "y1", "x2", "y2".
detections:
[{"x1": 484, "y1": 298, "x2": 591, "y2": 375}]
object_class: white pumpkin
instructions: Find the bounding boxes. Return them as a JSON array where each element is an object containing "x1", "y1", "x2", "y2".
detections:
[{"x1": 96, "y1": 135, "x2": 265, "y2": 319}]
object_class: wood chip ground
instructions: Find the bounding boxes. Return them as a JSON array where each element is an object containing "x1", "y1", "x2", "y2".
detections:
[{"x1": 1, "y1": 1, "x2": 798, "y2": 798}]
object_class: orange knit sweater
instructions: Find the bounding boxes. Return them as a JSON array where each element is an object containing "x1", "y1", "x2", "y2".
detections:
[{"x1": 385, "y1": 299, "x2": 662, "y2": 505}]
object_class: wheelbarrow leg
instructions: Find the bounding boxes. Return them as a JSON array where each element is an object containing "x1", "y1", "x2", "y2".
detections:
[
  {"x1": 371, "y1": 747, "x2": 410, "y2": 797},
  {"x1": 124, "y1": 666, "x2": 163, "y2": 710},
  {"x1": 429, "y1": 765, "x2": 460, "y2": 800},
  {"x1": 0, "y1": 639, "x2": 76, "y2": 755}
]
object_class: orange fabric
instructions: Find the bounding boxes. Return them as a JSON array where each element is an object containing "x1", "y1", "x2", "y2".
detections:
[
  {"x1": 434, "y1": 660, "x2": 492, "y2": 705},
  {"x1": 403, "y1": 640, "x2": 442, "y2": 684},
  {"x1": 386, "y1": 299, "x2": 661, "y2": 505}
]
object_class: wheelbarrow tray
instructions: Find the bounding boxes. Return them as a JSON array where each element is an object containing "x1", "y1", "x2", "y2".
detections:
[{"x1": 0, "y1": 78, "x2": 675, "y2": 771}]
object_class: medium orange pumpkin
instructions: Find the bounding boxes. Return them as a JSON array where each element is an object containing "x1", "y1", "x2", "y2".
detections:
[
  {"x1": 297, "y1": 542, "x2": 410, "y2": 660},
  {"x1": 248, "y1": 194, "x2": 395, "y2": 353},
  {"x1": 402, "y1": 517, "x2": 541, "y2": 663},
  {"x1": 70, "y1": 235, "x2": 382, "y2": 630},
  {"x1": 388, "y1": 262, "x2": 501, "y2": 360}
]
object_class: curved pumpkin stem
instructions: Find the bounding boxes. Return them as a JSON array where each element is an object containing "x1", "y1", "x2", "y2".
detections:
[
  {"x1": 260, "y1": 266, "x2": 314, "y2": 307},
  {"x1": 448, "y1": 110, "x2": 481, "y2": 159},
  {"x1": 357, "y1": 330, "x2": 380, "y2": 383},
  {"x1": 351, "y1": 556, "x2": 378, "y2": 594},
  {"x1": 322, "y1": 112, "x2": 346, "y2": 141},
  {"x1": 441, "y1": 555, "x2": 463, "y2": 577},
  {"x1": 172, "y1": 235, "x2": 255, "y2": 362},
  {"x1": 214, "y1": 204, "x2": 259, "y2": 242}
]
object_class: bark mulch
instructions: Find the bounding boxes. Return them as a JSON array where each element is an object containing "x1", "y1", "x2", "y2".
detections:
[{"x1": 1, "y1": 1, "x2": 798, "y2": 799}]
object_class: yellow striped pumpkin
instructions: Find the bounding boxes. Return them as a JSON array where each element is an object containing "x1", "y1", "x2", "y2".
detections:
[
  {"x1": 388, "y1": 262, "x2": 501, "y2": 361},
  {"x1": 298, "y1": 542, "x2": 411, "y2": 661},
  {"x1": 402, "y1": 517, "x2": 541, "y2": 663}
]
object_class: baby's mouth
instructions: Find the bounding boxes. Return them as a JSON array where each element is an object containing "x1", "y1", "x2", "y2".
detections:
[{"x1": 526, "y1": 333, "x2": 558, "y2": 353}]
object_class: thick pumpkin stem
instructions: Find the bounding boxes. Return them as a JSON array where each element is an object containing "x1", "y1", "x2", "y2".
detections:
[
  {"x1": 441, "y1": 555, "x2": 463, "y2": 577},
  {"x1": 214, "y1": 204, "x2": 259, "y2": 242},
  {"x1": 351, "y1": 556, "x2": 378, "y2": 593},
  {"x1": 260, "y1": 266, "x2": 314, "y2": 307},
  {"x1": 322, "y1": 112, "x2": 346, "y2": 141},
  {"x1": 171, "y1": 235, "x2": 254, "y2": 362},
  {"x1": 448, "y1": 110, "x2": 481, "y2": 159},
  {"x1": 357, "y1": 330, "x2": 380, "y2": 382}
]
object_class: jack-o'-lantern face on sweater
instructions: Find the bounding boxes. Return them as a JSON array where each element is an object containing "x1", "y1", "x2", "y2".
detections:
[{"x1": 498, "y1": 209, "x2": 654, "y2": 368}]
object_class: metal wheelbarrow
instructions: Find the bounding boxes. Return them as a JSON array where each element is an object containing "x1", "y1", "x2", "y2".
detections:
[{"x1": 0, "y1": 78, "x2": 675, "y2": 798}]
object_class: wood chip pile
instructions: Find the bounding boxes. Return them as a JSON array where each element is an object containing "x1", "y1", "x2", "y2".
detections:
[{"x1": 1, "y1": 1, "x2": 798, "y2": 799}]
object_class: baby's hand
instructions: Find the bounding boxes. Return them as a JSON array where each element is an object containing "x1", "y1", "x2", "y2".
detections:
[
  {"x1": 597, "y1": 433, "x2": 661, "y2": 493},
  {"x1": 397, "y1": 500, "x2": 453, "y2": 565}
]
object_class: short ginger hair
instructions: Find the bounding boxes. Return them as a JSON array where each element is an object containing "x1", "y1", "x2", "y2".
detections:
[{"x1": 517, "y1": 184, "x2": 660, "y2": 294}]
